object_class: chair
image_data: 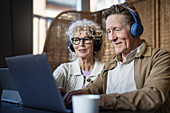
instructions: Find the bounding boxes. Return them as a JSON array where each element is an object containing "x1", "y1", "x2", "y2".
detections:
[{"x1": 43, "y1": 10, "x2": 115, "y2": 71}]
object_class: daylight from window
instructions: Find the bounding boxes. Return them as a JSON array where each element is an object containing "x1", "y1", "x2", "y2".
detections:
[{"x1": 33, "y1": 0, "x2": 126, "y2": 55}]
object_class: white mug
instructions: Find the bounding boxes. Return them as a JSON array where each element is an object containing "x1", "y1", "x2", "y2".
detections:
[{"x1": 72, "y1": 95, "x2": 100, "y2": 113}]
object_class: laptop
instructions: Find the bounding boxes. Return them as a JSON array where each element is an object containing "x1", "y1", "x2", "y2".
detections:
[
  {"x1": 0, "y1": 68, "x2": 22, "y2": 103},
  {"x1": 5, "y1": 53, "x2": 71, "y2": 113}
]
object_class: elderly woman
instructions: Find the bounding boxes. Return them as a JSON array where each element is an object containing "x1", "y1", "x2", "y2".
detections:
[{"x1": 53, "y1": 19, "x2": 104, "y2": 94}]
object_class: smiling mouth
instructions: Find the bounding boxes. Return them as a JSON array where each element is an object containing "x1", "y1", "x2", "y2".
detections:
[
  {"x1": 114, "y1": 42, "x2": 122, "y2": 45},
  {"x1": 79, "y1": 49, "x2": 86, "y2": 52}
]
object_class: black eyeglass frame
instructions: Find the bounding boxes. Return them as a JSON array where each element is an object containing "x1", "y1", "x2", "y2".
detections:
[{"x1": 71, "y1": 36, "x2": 93, "y2": 45}]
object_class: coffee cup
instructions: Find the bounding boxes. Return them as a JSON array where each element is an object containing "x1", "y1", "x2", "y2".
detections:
[{"x1": 72, "y1": 95, "x2": 100, "y2": 113}]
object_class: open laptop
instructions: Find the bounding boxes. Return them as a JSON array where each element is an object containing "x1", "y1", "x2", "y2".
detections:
[
  {"x1": 5, "y1": 53, "x2": 71, "y2": 113},
  {"x1": 0, "y1": 68, "x2": 22, "y2": 103}
]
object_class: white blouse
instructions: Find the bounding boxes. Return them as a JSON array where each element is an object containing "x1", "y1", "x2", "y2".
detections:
[{"x1": 53, "y1": 57, "x2": 104, "y2": 92}]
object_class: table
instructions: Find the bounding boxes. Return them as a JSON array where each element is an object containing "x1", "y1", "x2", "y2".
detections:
[{"x1": 0, "y1": 102, "x2": 154, "y2": 113}]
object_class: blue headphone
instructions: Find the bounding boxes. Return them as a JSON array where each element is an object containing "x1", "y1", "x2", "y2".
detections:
[{"x1": 120, "y1": 4, "x2": 144, "y2": 37}]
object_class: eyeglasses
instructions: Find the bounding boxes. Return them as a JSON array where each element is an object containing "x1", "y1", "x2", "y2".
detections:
[{"x1": 71, "y1": 36, "x2": 93, "y2": 45}]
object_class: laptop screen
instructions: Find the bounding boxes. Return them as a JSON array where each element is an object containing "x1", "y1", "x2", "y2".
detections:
[{"x1": 5, "y1": 53, "x2": 70, "y2": 112}]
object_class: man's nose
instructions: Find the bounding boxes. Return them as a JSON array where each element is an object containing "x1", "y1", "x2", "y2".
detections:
[{"x1": 109, "y1": 32, "x2": 117, "y2": 41}]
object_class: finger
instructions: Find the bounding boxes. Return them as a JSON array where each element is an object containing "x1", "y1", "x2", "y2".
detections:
[
  {"x1": 68, "y1": 99, "x2": 72, "y2": 105},
  {"x1": 58, "y1": 87, "x2": 66, "y2": 97},
  {"x1": 63, "y1": 91, "x2": 71, "y2": 103},
  {"x1": 64, "y1": 90, "x2": 79, "y2": 104},
  {"x1": 65, "y1": 91, "x2": 76, "y2": 103},
  {"x1": 66, "y1": 90, "x2": 84, "y2": 104},
  {"x1": 58, "y1": 87, "x2": 64, "y2": 91},
  {"x1": 67, "y1": 90, "x2": 87, "y2": 104}
]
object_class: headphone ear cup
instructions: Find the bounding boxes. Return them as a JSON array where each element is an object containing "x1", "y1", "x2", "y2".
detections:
[
  {"x1": 130, "y1": 23, "x2": 144, "y2": 37},
  {"x1": 94, "y1": 39, "x2": 102, "y2": 51},
  {"x1": 69, "y1": 43, "x2": 75, "y2": 52},
  {"x1": 120, "y1": 4, "x2": 144, "y2": 37},
  {"x1": 68, "y1": 38, "x2": 75, "y2": 52}
]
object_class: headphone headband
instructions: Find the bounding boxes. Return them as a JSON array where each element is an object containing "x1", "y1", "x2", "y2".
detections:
[
  {"x1": 120, "y1": 4, "x2": 144, "y2": 37},
  {"x1": 120, "y1": 4, "x2": 140, "y2": 24}
]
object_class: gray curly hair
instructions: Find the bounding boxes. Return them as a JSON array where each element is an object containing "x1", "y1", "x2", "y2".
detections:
[
  {"x1": 66, "y1": 19, "x2": 103, "y2": 40},
  {"x1": 66, "y1": 19, "x2": 103, "y2": 61}
]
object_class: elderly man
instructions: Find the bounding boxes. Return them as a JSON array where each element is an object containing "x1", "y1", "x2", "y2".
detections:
[{"x1": 63, "y1": 3, "x2": 170, "y2": 113}]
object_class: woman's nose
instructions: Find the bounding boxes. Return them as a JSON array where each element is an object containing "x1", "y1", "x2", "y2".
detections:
[{"x1": 79, "y1": 39, "x2": 84, "y2": 45}]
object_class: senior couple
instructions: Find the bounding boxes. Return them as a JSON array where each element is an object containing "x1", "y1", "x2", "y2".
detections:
[{"x1": 52, "y1": 2, "x2": 170, "y2": 113}]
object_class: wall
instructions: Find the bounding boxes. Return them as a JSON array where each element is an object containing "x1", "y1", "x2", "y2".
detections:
[
  {"x1": 0, "y1": 0, "x2": 33, "y2": 68},
  {"x1": 133, "y1": 0, "x2": 170, "y2": 52}
]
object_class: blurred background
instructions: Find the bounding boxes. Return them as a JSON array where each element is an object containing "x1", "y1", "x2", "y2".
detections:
[
  {"x1": 0, "y1": 0, "x2": 126, "y2": 67},
  {"x1": 33, "y1": 0, "x2": 126, "y2": 55},
  {"x1": 1, "y1": 0, "x2": 169, "y2": 68}
]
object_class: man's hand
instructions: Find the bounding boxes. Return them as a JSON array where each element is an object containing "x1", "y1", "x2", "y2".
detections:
[
  {"x1": 58, "y1": 87, "x2": 66, "y2": 97},
  {"x1": 63, "y1": 89, "x2": 88, "y2": 107},
  {"x1": 99, "y1": 96, "x2": 104, "y2": 107}
]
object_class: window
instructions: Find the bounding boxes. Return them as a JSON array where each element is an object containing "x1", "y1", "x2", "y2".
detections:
[
  {"x1": 91, "y1": 0, "x2": 126, "y2": 12},
  {"x1": 33, "y1": 0, "x2": 76, "y2": 54},
  {"x1": 33, "y1": 0, "x2": 126, "y2": 54}
]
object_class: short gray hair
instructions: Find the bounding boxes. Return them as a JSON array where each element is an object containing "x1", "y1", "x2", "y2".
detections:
[{"x1": 103, "y1": 3, "x2": 140, "y2": 27}]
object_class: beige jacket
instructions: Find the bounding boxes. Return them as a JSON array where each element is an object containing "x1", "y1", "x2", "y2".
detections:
[
  {"x1": 53, "y1": 57, "x2": 104, "y2": 92},
  {"x1": 82, "y1": 41, "x2": 170, "y2": 113}
]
